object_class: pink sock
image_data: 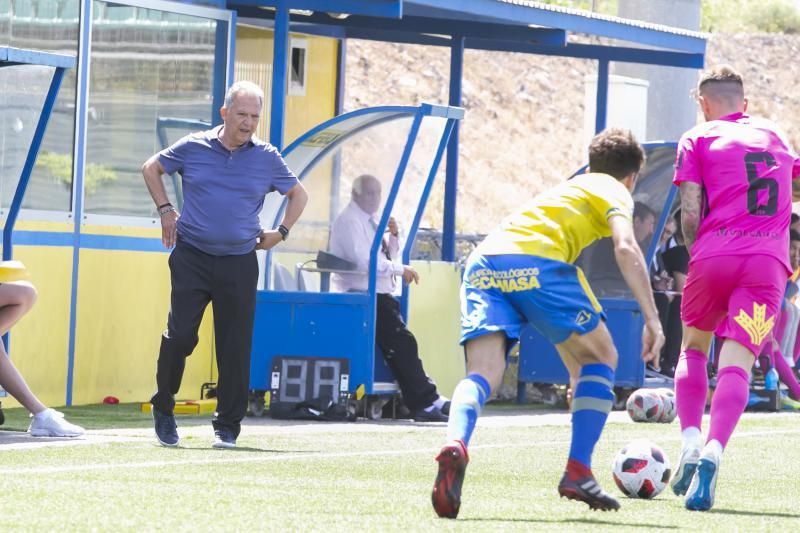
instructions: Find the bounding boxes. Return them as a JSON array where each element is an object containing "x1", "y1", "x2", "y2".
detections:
[
  {"x1": 794, "y1": 319, "x2": 800, "y2": 365},
  {"x1": 675, "y1": 349, "x2": 708, "y2": 431},
  {"x1": 708, "y1": 366, "x2": 750, "y2": 449},
  {"x1": 773, "y1": 348, "x2": 800, "y2": 400}
]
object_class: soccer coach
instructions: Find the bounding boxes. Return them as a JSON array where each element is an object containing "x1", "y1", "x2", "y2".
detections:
[{"x1": 142, "y1": 80, "x2": 308, "y2": 449}]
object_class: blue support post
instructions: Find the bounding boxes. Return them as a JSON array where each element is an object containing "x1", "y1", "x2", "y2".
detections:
[
  {"x1": 400, "y1": 118, "x2": 458, "y2": 320},
  {"x1": 212, "y1": 20, "x2": 229, "y2": 126},
  {"x1": 65, "y1": 0, "x2": 94, "y2": 405},
  {"x1": 330, "y1": 38, "x2": 346, "y2": 227},
  {"x1": 442, "y1": 35, "x2": 464, "y2": 262},
  {"x1": 595, "y1": 58, "x2": 609, "y2": 134},
  {"x1": 270, "y1": 2, "x2": 290, "y2": 150}
]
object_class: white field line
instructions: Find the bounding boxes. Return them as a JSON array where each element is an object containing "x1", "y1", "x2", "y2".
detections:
[{"x1": 2, "y1": 427, "x2": 799, "y2": 477}]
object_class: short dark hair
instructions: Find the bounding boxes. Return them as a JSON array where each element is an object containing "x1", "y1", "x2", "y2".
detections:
[
  {"x1": 791, "y1": 229, "x2": 800, "y2": 242},
  {"x1": 698, "y1": 65, "x2": 744, "y2": 96},
  {"x1": 588, "y1": 128, "x2": 645, "y2": 180},
  {"x1": 634, "y1": 201, "x2": 656, "y2": 222},
  {"x1": 792, "y1": 213, "x2": 799, "y2": 225}
]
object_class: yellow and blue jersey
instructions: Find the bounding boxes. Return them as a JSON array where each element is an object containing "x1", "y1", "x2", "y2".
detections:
[
  {"x1": 461, "y1": 172, "x2": 633, "y2": 346},
  {"x1": 477, "y1": 172, "x2": 634, "y2": 263}
]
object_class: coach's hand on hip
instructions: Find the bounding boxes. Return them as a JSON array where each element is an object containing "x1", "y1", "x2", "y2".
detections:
[
  {"x1": 160, "y1": 208, "x2": 179, "y2": 249},
  {"x1": 256, "y1": 229, "x2": 283, "y2": 251}
]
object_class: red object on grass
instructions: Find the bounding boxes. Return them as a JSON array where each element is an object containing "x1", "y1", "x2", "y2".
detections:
[{"x1": 103, "y1": 396, "x2": 119, "y2": 404}]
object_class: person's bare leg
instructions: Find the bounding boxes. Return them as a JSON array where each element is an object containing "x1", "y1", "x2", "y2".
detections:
[
  {"x1": 0, "y1": 342, "x2": 46, "y2": 415},
  {"x1": 0, "y1": 281, "x2": 37, "y2": 335}
]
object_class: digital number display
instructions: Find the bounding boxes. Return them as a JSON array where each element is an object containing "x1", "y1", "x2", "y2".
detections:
[{"x1": 271, "y1": 357, "x2": 349, "y2": 406}]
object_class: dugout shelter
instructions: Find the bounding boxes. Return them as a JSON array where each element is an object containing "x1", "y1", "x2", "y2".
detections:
[{"x1": 0, "y1": 1, "x2": 705, "y2": 408}]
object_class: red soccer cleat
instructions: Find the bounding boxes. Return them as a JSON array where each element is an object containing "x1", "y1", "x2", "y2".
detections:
[
  {"x1": 431, "y1": 440, "x2": 469, "y2": 518},
  {"x1": 558, "y1": 459, "x2": 620, "y2": 511}
]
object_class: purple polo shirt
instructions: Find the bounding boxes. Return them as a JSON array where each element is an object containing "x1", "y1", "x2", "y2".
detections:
[{"x1": 158, "y1": 126, "x2": 298, "y2": 256}]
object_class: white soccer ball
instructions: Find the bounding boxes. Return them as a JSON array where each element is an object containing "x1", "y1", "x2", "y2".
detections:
[
  {"x1": 655, "y1": 388, "x2": 676, "y2": 423},
  {"x1": 626, "y1": 389, "x2": 664, "y2": 422},
  {"x1": 612, "y1": 439, "x2": 672, "y2": 499}
]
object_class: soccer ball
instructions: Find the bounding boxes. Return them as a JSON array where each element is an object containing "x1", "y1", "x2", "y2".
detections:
[
  {"x1": 656, "y1": 388, "x2": 677, "y2": 423},
  {"x1": 612, "y1": 439, "x2": 672, "y2": 499},
  {"x1": 626, "y1": 389, "x2": 664, "y2": 422}
]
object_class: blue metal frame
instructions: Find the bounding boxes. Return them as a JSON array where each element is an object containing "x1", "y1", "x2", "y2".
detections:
[
  {"x1": 0, "y1": 47, "x2": 75, "y2": 68},
  {"x1": 595, "y1": 59, "x2": 609, "y2": 134},
  {"x1": 270, "y1": 2, "x2": 290, "y2": 149},
  {"x1": 442, "y1": 35, "x2": 463, "y2": 263},
  {"x1": 2, "y1": 69, "x2": 67, "y2": 262},
  {"x1": 231, "y1": 0, "x2": 403, "y2": 18},
  {"x1": 403, "y1": 0, "x2": 706, "y2": 53},
  {"x1": 400, "y1": 117, "x2": 459, "y2": 318}
]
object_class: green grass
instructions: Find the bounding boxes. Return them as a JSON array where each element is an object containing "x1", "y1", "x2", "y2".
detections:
[{"x1": 1, "y1": 404, "x2": 798, "y2": 531}]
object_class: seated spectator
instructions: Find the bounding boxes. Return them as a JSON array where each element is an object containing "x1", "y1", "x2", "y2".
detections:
[
  {"x1": 329, "y1": 174, "x2": 450, "y2": 422},
  {"x1": 0, "y1": 278, "x2": 84, "y2": 437},
  {"x1": 584, "y1": 201, "x2": 656, "y2": 297}
]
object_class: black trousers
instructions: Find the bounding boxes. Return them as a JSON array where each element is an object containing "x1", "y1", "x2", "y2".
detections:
[
  {"x1": 375, "y1": 293, "x2": 438, "y2": 411},
  {"x1": 151, "y1": 241, "x2": 259, "y2": 438},
  {"x1": 661, "y1": 296, "x2": 684, "y2": 377}
]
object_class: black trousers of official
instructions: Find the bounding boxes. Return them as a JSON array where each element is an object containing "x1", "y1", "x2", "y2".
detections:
[
  {"x1": 151, "y1": 241, "x2": 259, "y2": 438},
  {"x1": 375, "y1": 293, "x2": 438, "y2": 412}
]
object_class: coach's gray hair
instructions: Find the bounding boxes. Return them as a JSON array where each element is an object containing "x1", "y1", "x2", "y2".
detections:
[{"x1": 223, "y1": 81, "x2": 264, "y2": 108}]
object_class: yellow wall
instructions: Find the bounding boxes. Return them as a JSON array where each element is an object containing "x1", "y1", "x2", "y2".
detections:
[
  {"x1": 5, "y1": 244, "x2": 73, "y2": 408},
  {"x1": 408, "y1": 261, "x2": 466, "y2": 398},
  {"x1": 3, "y1": 237, "x2": 466, "y2": 408},
  {"x1": 1, "y1": 221, "x2": 217, "y2": 408}
]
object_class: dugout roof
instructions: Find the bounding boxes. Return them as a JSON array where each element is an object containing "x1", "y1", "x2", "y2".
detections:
[{"x1": 227, "y1": 0, "x2": 706, "y2": 261}]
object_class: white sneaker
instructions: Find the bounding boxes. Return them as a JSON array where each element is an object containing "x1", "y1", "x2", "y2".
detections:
[
  {"x1": 671, "y1": 445, "x2": 700, "y2": 496},
  {"x1": 28, "y1": 409, "x2": 85, "y2": 437}
]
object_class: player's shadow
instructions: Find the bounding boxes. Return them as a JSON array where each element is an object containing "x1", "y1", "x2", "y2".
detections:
[
  {"x1": 165, "y1": 445, "x2": 309, "y2": 454},
  {"x1": 710, "y1": 508, "x2": 800, "y2": 519},
  {"x1": 461, "y1": 517, "x2": 678, "y2": 529}
]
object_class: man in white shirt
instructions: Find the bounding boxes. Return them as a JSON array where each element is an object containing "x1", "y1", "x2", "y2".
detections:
[{"x1": 329, "y1": 174, "x2": 449, "y2": 422}]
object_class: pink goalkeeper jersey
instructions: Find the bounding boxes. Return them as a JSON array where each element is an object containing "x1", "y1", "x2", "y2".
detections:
[{"x1": 673, "y1": 112, "x2": 800, "y2": 274}]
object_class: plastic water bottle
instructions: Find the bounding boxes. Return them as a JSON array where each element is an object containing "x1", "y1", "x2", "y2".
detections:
[
  {"x1": 765, "y1": 367, "x2": 779, "y2": 391},
  {"x1": 764, "y1": 367, "x2": 780, "y2": 412}
]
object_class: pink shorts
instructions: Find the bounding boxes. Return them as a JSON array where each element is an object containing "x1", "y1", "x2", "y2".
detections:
[{"x1": 681, "y1": 255, "x2": 786, "y2": 355}]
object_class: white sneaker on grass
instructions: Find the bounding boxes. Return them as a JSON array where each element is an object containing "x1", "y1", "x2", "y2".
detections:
[
  {"x1": 671, "y1": 444, "x2": 701, "y2": 496},
  {"x1": 28, "y1": 408, "x2": 85, "y2": 437}
]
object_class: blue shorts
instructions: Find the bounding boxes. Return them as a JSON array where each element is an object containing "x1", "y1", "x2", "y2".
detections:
[{"x1": 460, "y1": 253, "x2": 605, "y2": 345}]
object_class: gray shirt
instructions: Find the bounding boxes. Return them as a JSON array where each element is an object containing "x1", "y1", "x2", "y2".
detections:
[{"x1": 158, "y1": 126, "x2": 298, "y2": 255}]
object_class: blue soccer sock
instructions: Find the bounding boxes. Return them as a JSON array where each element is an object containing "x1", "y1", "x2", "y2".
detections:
[
  {"x1": 568, "y1": 363, "x2": 615, "y2": 470},
  {"x1": 446, "y1": 373, "x2": 491, "y2": 447}
]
